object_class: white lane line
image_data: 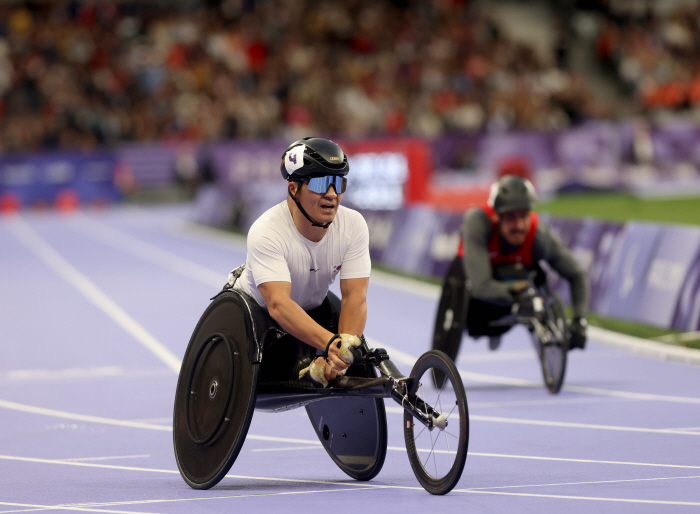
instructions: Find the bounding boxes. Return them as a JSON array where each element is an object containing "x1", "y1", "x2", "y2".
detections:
[
  {"x1": 71, "y1": 213, "x2": 223, "y2": 288},
  {"x1": 5, "y1": 389, "x2": 700, "y2": 442},
  {"x1": 58, "y1": 455, "x2": 151, "y2": 462},
  {"x1": 564, "y1": 384, "x2": 700, "y2": 405},
  {"x1": 3, "y1": 454, "x2": 699, "y2": 507},
  {"x1": 6, "y1": 367, "x2": 123, "y2": 381},
  {"x1": 0, "y1": 502, "x2": 158, "y2": 514},
  {"x1": 456, "y1": 490, "x2": 700, "y2": 506},
  {"x1": 467, "y1": 474, "x2": 700, "y2": 491},
  {"x1": 384, "y1": 405, "x2": 700, "y2": 435},
  {"x1": 376, "y1": 341, "x2": 700, "y2": 405},
  {"x1": 463, "y1": 397, "x2": 620, "y2": 409},
  {"x1": 457, "y1": 351, "x2": 534, "y2": 363},
  {"x1": 0, "y1": 400, "x2": 171, "y2": 432},
  {"x1": 4, "y1": 403, "x2": 700, "y2": 471},
  {"x1": 469, "y1": 414, "x2": 700, "y2": 436},
  {"x1": 62, "y1": 485, "x2": 379, "y2": 509},
  {"x1": 460, "y1": 452, "x2": 700, "y2": 470},
  {"x1": 5, "y1": 217, "x2": 181, "y2": 374}
]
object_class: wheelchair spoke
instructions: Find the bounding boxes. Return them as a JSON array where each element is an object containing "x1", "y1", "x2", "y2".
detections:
[{"x1": 443, "y1": 431, "x2": 453, "y2": 467}]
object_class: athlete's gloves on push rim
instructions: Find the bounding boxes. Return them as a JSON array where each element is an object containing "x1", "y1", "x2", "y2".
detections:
[
  {"x1": 299, "y1": 358, "x2": 331, "y2": 388},
  {"x1": 512, "y1": 288, "x2": 544, "y2": 319},
  {"x1": 325, "y1": 334, "x2": 363, "y2": 366}
]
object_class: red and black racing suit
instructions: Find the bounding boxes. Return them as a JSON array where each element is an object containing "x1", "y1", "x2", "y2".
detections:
[{"x1": 459, "y1": 203, "x2": 589, "y2": 336}]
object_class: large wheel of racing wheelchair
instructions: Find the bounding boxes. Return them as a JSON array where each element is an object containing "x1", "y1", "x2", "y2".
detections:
[
  {"x1": 431, "y1": 255, "x2": 468, "y2": 386},
  {"x1": 533, "y1": 290, "x2": 568, "y2": 394},
  {"x1": 404, "y1": 350, "x2": 469, "y2": 495},
  {"x1": 173, "y1": 291, "x2": 263, "y2": 489}
]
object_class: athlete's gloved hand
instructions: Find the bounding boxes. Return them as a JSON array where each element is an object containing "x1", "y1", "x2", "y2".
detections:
[
  {"x1": 299, "y1": 358, "x2": 329, "y2": 388},
  {"x1": 300, "y1": 355, "x2": 349, "y2": 387},
  {"x1": 336, "y1": 334, "x2": 363, "y2": 365},
  {"x1": 512, "y1": 288, "x2": 544, "y2": 319},
  {"x1": 568, "y1": 317, "x2": 588, "y2": 350}
]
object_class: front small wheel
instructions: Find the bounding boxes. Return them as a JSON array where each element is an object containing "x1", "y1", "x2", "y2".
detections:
[{"x1": 404, "y1": 351, "x2": 469, "y2": 495}]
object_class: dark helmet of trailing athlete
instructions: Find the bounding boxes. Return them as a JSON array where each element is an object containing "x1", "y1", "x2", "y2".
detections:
[
  {"x1": 280, "y1": 137, "x2": 349, "y2": 181},
  {"x1": 488, "y1": 175, "x2": 537, "y2": 214}
]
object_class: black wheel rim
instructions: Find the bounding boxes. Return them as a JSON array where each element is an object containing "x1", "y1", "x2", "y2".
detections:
[{"x1": 185, "y1": 334, "x2": 235, "y2": 445}]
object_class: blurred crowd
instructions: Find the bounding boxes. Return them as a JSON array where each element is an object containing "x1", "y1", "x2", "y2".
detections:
[
  {"x1": 595, "y1": 0, "x2": 700, "y2": 114},
  {"x1": 0, "y1": 0, "x2": 607, "y2": 153}
]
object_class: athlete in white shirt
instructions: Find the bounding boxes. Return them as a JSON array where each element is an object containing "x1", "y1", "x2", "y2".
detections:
[{"x1": 234, "y1": 137, "x2": 370, "y2": 385}]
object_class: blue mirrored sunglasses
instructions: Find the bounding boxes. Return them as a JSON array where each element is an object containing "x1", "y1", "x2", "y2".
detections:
[{"x1": 302, "y1": 175, "x2": 348, "y2": 194}]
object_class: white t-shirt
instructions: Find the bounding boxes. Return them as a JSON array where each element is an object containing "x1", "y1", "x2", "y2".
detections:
[{"x1": 234, "y1": 201, "x2": 371, "y2": 311}]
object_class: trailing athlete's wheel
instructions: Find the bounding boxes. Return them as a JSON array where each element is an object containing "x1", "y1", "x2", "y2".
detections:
[
  {"x1": 431, "y1": 256, "x2": 468, "y2": 386},
  {"x1": 173, "y1": 293, "x2": 260, "y2": 489},
  {"x1": 404, "y1": 350, "x2": 469, "y2": 495},
  {"x1": 537, "y1": 291, "x2": 568, "y2": 394}
]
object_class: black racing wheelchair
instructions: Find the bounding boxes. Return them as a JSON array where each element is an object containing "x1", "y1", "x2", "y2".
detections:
[
  {"x1": 432, "y1": 256, "x2": 569, "y2": 394},
  {"x1": 173, "y1": 284, "x2": 469, "y2": 495}
]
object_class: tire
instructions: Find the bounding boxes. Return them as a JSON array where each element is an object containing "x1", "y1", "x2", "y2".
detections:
[
  {"x1": 537, "y1": 291, "x2": 568, "y2": 394},
  {"x1": 431, "y1": 256, "x2": 468, "y2": 386},
  {"x1": 173, "y1": 294, "x2": 259, "y2": 489},
  {"x1": 404, "y1": 351, "x2": 469, "y2": 495}
]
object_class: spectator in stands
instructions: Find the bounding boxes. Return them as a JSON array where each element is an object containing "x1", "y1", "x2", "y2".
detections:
[{"x1": 0, "y1": 0, "x2": 601, "y2": 153}]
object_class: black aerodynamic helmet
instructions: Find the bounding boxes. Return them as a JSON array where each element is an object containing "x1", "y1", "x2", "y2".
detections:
[
  {"x1": 488, "y1": 175, "x2": 537, "y2": 214},
  {"x1": 280, "y1": 137, "x2": 349, "y2": 181}
]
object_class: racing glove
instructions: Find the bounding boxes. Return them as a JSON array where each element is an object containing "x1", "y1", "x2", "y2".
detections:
[
  {"x1": 335, "y1": 334, "x2": 363, "y2": 365},
  {"x1": 568, "y1": 316, "x2": 588, "y2": 350},
  {"x1": 512, "y1": 288, "x2": 544, "y2": 319},
  {"x1": 299, "y1": 358, "x2": 329, "y2": 388}
]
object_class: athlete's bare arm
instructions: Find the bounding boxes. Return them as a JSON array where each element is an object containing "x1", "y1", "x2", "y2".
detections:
[
  {"x1": 257, "y1": 281, "x2": 347, "y2": 372},
  {"x1": 338, "y1": 277, "x2": 369, "y2": 336}
]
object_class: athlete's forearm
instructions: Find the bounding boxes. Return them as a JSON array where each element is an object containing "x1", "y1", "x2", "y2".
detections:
[
  {"x1": 338, "y1": 295, "x2": 367, "y2": 336},
  {"x1": 266, "y1": 296, "x2": 334, "y2": 351}
]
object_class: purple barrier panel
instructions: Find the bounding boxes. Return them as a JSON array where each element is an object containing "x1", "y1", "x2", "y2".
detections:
[
  {"x1": 209, "y1": 139, "x2": 285, "y2": 186},
  {"x1": 380, "y1": 206, "x2": 442, "y2": 275},
  {"x1": 597, "y1": 223, "x2": 663, "y2": 321},
  {"x1": 0, "y1": 151, "x2": 118, "y2": 206},
  {"x1": 672, "y1": 247, "x2": 700, "y2": 331},
  {"x1": 431, "y1": 133, "x2": 483, "y2": 172},
  {"x1": 427, "y1": 211, "x2": 464, "y2": 278},
  {"x1": 359, "y1": 209, "x2": 400, "y2": 264},
  {"x1": 23, "y1": 154, "x2": 78, "y2": 204},
  {"x1": 553, "y1": 122, "x2": 623, "y2": 169},
  {"x1": 239, "y1": 182, "x2": 286, "y2": 231},
  {"x1": 74, "y1": 152, "x2": 119, "y2": 203},
  {"x1": 476, "y1": 131, "x2": 556, "y2": 172},
  {"x1": 651, "y1": 122, "x2": 700, "y2": 164},
  {"x1": 633, "y1": 226, "x2": 700, "y2": 328},
  {"x1": 586, "y1": 222, "x2": 626, "y2": 313},
  {"x1": 0, "y1": 156, "x2": 41, "y2": 205},
  {"x1": 115, "y1": 143, "x2": 177, "y2": 188},
  {"x1": 192, "y1": 184, "x2": 237, "y2": 228},
  {"x1": 554, "y1": 219, "x2": 624, "y2": 308}
]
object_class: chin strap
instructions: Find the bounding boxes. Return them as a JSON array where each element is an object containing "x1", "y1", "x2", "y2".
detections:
[{"x1": 288, "y1": 189, "x2": 332, "y2": 229}]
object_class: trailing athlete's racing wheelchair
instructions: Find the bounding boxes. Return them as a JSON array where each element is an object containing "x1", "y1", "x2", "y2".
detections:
[
  {"x1": 173, "y1": 284, "x2": 469, "y2": 495},
  {"x1": 432, "y1": 256, "x2": 569, "y2": 394}
]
